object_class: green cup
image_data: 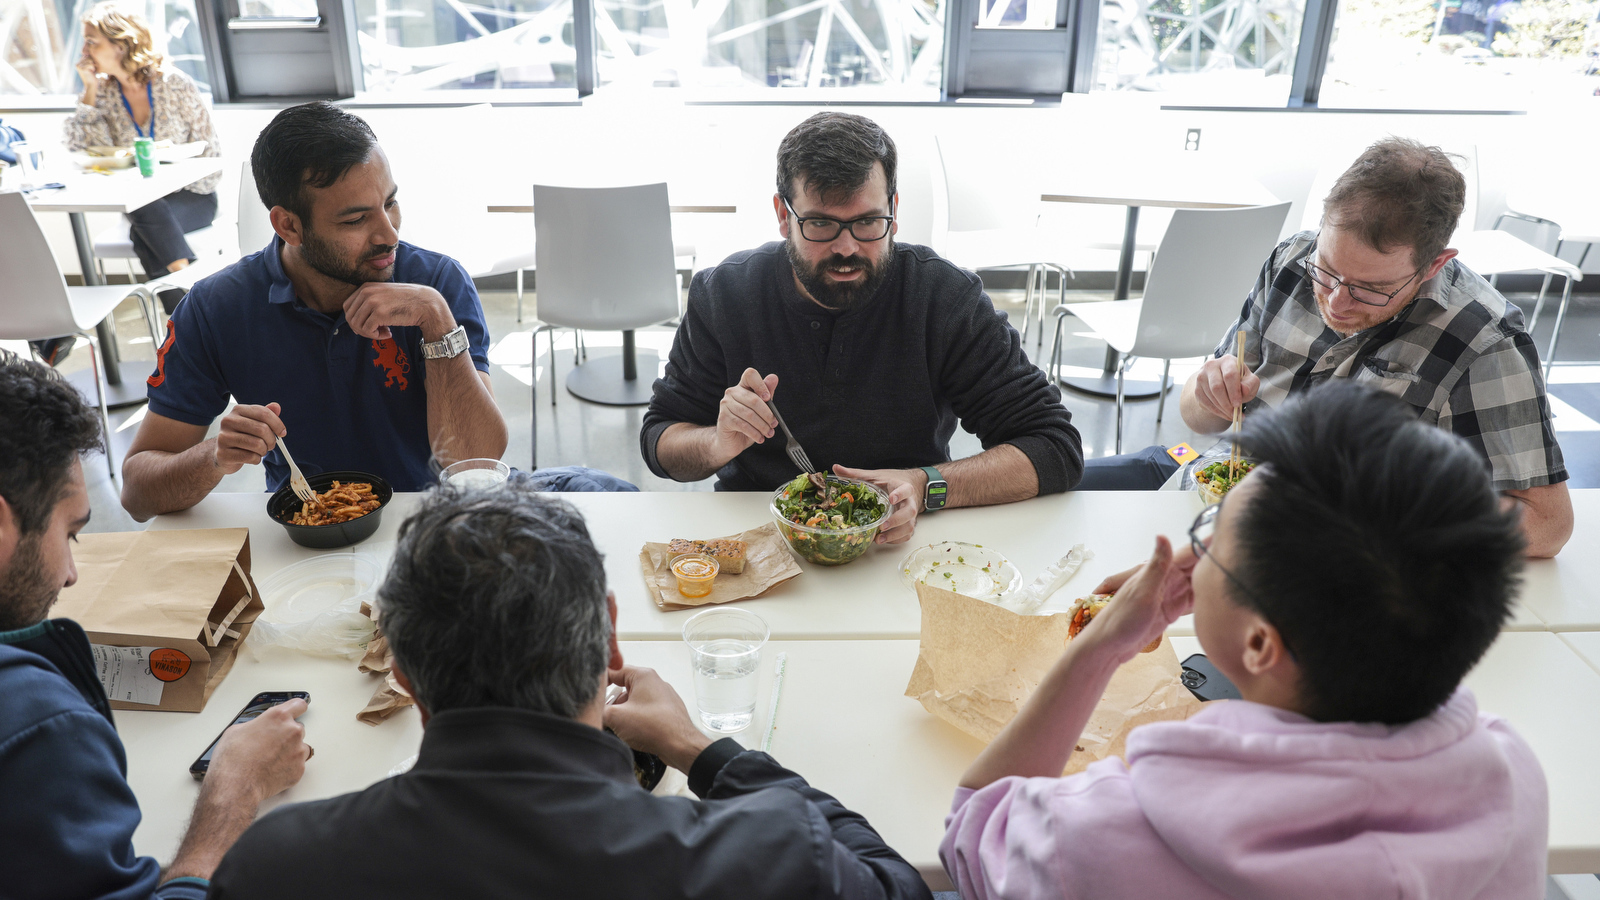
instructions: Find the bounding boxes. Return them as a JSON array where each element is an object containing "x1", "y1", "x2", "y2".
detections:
[{"x1": 133, "y1": 138, "x2": 154, "y2": 178}]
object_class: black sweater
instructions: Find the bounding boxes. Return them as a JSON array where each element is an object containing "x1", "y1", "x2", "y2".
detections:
[
  {"x1": 207, "y1": 708, "x2": 931, "y2": 900},
  {"x1": 641, "y1": 242, "x2": 1083, "y2": 492}
]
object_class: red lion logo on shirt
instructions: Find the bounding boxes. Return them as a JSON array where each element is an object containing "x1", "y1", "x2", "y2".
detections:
[{"x1": 371, "y1": 339, "x2": 410, "y2": 390}]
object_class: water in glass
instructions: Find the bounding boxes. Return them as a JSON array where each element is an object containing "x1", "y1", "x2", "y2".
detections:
[{"x1": 690, "y1": 639, "x2": 761, "y2": 732}]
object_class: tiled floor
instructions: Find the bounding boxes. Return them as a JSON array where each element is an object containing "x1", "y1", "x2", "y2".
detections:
[{"x1": 48, "y1": 284, "x2": 1600, "y2": 535}]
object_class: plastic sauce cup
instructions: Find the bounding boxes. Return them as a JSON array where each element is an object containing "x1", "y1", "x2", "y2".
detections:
[
  {"x1": 670, "y1": 554, "x2": 719, "y2": 598},
  {"x1": 133, "y1": 138, "x2": 154, "y2": 178}
]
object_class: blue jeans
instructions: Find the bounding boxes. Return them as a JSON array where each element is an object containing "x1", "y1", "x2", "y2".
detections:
[
  {"x1": 1076, "y1": 445, "x2": 1180, "y2": 491},
  {"x1": 511, "y1": 466, "x2": 639, "y2": 492}
]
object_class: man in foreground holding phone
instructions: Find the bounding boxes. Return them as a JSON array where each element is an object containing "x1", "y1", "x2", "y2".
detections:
[
  {"x1": 943, "y1": 383, "x2": 1547, "y2": 899},
  {"x1": 0, "y1": 352, "x2": 311, "y2": 900},
  {"x1": 208, "y1": 485, "x2": 928, "y2": 900}
]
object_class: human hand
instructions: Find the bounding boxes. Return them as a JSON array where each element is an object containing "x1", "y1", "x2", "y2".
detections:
[
  {"x1": 831, "y1": 464, "x2": 924, "y2": 544},
  {"x1": 343, "y1": 283, "x2": 454, "y2": 342},
  {"x1": 205, "y1": 698, "x2": 311, "y2": 805},
  {"x1": 75, "y1": 57, "x2": 101, "y2": 98},
  {"x1": 214, "y1": 402, "x2": 287, "y2": 474},
  {"x1": 1191, "y1": 354, "x2": 1260, "y2": 425},
  {"x1": 602, "y1": 666, "x2": 712, "y2": 773},
  {"x1": 1080, "y1": 537, "x2": 1197, "y2": 660},
  {"x1": 713, "y1": 368, "x2": 781, "y2": 462}
]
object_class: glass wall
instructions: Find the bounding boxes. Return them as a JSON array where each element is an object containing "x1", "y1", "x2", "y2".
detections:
[
  {"x1": 352, "y1": 0, "x2": 577, "y2": 91},
  {"x1": 3, "y1": 0, "x2": 210, "y2": 95},
  {"x1": 1090, "y1": 0, "x2": 1306, "y2": 104},
  {"x1": 1319, "y1": 0, "x2": 1600, "y2": 108},
  {"x1": 593, "y1": 0, "x2": 943, "y2": 93}
]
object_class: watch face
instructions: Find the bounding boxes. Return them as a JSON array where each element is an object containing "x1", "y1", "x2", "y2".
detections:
[{"x1": 927, "y1": 480, "x2": 948, "y2": 509}]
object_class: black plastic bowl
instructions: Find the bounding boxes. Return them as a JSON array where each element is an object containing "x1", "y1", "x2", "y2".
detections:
[{"x1": 266, "y1": 471, "x2": 394, "y2": 550}]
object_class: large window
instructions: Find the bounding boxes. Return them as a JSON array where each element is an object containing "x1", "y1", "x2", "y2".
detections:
[
  {"x1": 593, "y1": 0, "x2": 943, "y2": 94},
  {"x1": 1319, "y1": 0, "x2": 1600, "y2": 108},
  {"x1": 1090, "y1": 0, "x2": 1307, "y2": 104},
  {"x1": 352, "y1": 0, "x2": 577, "y2": 91},
  {"x1": 3, "y1": 0, "x2": 211, "y2": 95}
]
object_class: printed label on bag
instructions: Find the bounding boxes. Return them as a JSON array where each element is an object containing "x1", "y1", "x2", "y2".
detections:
[{"x1": 91, "y1": 645, "x2": 165, "y2": 706}]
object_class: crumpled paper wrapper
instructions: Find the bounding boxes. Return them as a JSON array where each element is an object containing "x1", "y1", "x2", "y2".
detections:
[
  {"x1": 639, "y1": 524, "x2": 802, "y2": 611},
  {"x1": 904, "y1": 581, "x2": 1203, "y2": 773},
  {"x1": 355, "y1": 601, "x2": 413, "y2": 725}
]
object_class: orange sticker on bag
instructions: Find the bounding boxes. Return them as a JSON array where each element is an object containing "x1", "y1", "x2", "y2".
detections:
[{"x1": 148, "y1": 648, "x2": 192, "y2": 682}]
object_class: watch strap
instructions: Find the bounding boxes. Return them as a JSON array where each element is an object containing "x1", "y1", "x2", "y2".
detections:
[{"x1": 422, "y1": 325, "x2": 468, "y2": 360}]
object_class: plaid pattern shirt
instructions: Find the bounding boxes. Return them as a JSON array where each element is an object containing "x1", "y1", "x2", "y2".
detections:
[{"x1": 1220, "y1": 231, "x2": 1566, "y2": 491}]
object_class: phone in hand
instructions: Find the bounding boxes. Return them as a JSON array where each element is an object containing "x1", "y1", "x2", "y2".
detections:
[
  {"x1": 1180, "y1": 654, "x2": 1241, "y2": 702},
  {"x1": 189, "y1": 691, "x2": 309, "y2": 780}
]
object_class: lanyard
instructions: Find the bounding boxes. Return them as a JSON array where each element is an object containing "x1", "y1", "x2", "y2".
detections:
[{"x1": 119, "y1": 80, "x2": 154, "y2": 139}]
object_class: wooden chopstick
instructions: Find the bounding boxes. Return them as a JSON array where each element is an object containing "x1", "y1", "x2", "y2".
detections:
[{"x1": 1230, "y1": 329, "x2": 1247, "y2": 479}]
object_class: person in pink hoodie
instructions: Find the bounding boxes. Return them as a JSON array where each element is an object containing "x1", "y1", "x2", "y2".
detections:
[{"x1": 941, "y1": 382, "x2": 1548, "y2": 900}]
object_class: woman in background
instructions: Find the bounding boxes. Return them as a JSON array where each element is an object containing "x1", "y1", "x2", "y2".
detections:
[{"x1": 65, "y1": 1, "x2": 221, "y2": 285}]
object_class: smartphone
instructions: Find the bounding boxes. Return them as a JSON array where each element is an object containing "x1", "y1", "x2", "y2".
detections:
[
  {"x1": 189, "y1": 691, "x2": 309, "y2": 780},
  {"x1": 1180, "y1": 654, "x2": 1242, "y2": 702}
]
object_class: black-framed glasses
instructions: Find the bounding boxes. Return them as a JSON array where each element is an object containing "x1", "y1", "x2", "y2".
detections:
[
  {"x1": 1302, "y1": 242, "x2": 1424, "y2": 308},
  {"x1": 1188, "y1": 501, "x2": 1263, "y2": 609},
  {"x1": 783, "y1": 197, "x2": 894, "y2": 243}
]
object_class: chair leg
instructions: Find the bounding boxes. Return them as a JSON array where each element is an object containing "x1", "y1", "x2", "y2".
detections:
[
  {"x1": 81, "y1": 330, "x2": 116, "y2": 480},
  {"x1": 1115, "y1": 356, "x2": 1128, "y2": 456},
  {"x1": 1048, "y1": 307, "x2": 1069, "y2": 385},
  {"x1": 1543, "y1": 276, "x2": 1575, "y2": 382},
  {"x1": 548, "y1": 326, "x2": 559, "y2": 407},
  {"x1": 1020, "y1": 264, "x2": 1037, "y2": 345},
  {"x1": 1525, "y1": 272, "x2": 1554, "y2": 336},
  {"x1": 516, "y1": 269, "x2": 524, "y2": 323},
  {"x1": 1156, "y1": 358, "x2": 1172, "y2": 424}
]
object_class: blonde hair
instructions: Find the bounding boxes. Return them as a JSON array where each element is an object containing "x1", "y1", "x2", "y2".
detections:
[{"x1": 82, "y1": 2, "x2": 166, "y2": 84}]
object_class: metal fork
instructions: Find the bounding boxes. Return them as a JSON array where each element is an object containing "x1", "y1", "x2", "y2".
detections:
[
  {"x1": 765, "y1": 400, "x2": 816, "y2": 475},
  {"x1": 275, "y1": 437, "x2": 317, "y2": 505}
]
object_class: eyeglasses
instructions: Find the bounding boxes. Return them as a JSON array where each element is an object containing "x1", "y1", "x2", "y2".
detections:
[
  {"x1": 1302, "y1": 242, "x2": 1424, "y2": 308},
  {"x1": 1188, "y1": 501, "x2": 1263, "y2": 609},
  {"x1": 783, "y1": 198, "x2": 894, "y2": 243}
]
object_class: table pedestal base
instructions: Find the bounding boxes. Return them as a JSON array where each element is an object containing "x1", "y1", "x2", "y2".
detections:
[
  {"x1": 565, "y1": 348, "x2": 660, "y2": 407},
  {"x1": 1060, "y1": 375, "x2": 1167, "y2": 400},
  {"x1": 69, "y1": 361, "x2": 150, "y2": 409}
]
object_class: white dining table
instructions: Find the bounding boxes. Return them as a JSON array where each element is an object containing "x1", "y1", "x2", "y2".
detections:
[
  {"x1": 1040, "y1": 151, "x2": 1281, "y2": 398},
  {"x1": 25, "y1": 156, "x2": 225, "y2": 405},
  {"x1": 120, "y1": 487, "x2": 1600, "y2": 888}
]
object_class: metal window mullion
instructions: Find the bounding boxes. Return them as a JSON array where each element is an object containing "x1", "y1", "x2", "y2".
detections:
[
  {"x1": 1286, "y1": 0, "x2": 1336, "y2": 107},
  {"x1": 574, "y1": 0, "x2": 598, "y2": 95}
]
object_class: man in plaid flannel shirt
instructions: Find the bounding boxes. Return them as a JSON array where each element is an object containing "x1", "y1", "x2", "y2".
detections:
[{"x1": 1180, "y1": 138, "x2": 1572, "y2": 557}]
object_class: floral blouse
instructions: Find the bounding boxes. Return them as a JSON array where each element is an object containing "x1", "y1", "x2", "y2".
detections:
[{"x1": 63, "y1": 67, "x2": 221, "y2": 195}]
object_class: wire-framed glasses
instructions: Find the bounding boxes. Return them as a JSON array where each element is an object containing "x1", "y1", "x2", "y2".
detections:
[
  {"x1": 1302, "y1": 242, "x2": 1424, "y2": 308},
  {"x1": 783, "y1": 197, "x2": 894, "y2": 243},
  {"x1": 1188, "y1": 501, "x2": 1263, "y2": 609}
]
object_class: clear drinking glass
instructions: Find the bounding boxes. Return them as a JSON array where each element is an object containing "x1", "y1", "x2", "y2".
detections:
[
  {"x1": 682, "y1": 608, "x2": 768, "y2": 733},
  {"x1": 439, "y1": 458, "x2": 510, "y2": 489}
]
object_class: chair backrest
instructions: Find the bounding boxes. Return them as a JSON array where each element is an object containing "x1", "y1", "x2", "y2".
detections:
[
  {"x1": 932, "y1": 132, "x2": 1041, "y2": 233},
  {"x1": 1133, "y1": 201, "x2": 1292, "y2": 360},
  {"x1": 0, "y1": 192, "x2": 81, "y2": 341},
  {"x1": 237, "y1": 159, "x2": 276, "y2": 256},
  {"x1": 532, "y1": 183, "x2": 679, "y2": 330}
]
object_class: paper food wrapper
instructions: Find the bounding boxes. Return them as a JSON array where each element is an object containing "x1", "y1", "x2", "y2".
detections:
[
  {"x1": 354, "y1": 601, "x2": 413, "y2": 725},
  {"x1": 639, "y1": 524, "x2": 802, "y2": 611},
  {"x1": 904, "y1": 581, "x2": 1202, "y2": 773},
  {"x1": 52, "y1": 528, "x2": 262, "y2": 712}
]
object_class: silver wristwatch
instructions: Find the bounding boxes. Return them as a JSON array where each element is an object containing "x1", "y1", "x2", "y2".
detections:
[{"x1": 421, "y1": 325, "x2": 469, "y2": 360}]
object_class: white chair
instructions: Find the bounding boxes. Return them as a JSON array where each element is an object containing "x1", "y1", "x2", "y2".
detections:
[
  {"x1": 1502, "y1": 183, "x2": 1598, "y2": 379},
  {"x1": 532, "y1": 182, "x2": 680, "y2": 411},
  {"x1": 1050, "y1": 202, "x2": 1292, "y2": 453},
  {"x1": 235, "y1": 159, "x2": 275, "y2": 258},
  {"x1": 0, "y1": 191, "x2": 157, "y2": 478}
]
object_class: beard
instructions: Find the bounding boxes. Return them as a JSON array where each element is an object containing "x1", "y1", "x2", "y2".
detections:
[
  {"x1": 0, "y1": 534, "x2": 57, "y2": 633},
  {"x1": 301, "y1": 227, "x2": 397, "y2": 287},
  {"x1": 786, "y1": 236, "x2": 892, "y2": 310}
]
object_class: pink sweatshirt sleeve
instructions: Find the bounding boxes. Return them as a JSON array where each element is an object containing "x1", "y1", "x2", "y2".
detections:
[{"x1": 943, "y1": 779, "x2": 1068, "y2": 900}]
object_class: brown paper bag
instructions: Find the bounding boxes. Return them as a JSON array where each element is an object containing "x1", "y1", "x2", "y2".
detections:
[
  {"x1": 638, "y1": 524, "x2": 802, "y2": 611},
  {"x1": 353, "y1": 601, "x2": 413, "y2": 725},
  {"x1": 904, "y1": 581, "x2": 1202, "y2": 772},
  {"x1": 52, "y1": 528, "x2": 262, "y2": 712}
]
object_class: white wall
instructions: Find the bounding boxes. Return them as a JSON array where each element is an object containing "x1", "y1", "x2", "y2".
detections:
[{"x1": 5, "y1": 99, "x2": 1595, "y2": 281}]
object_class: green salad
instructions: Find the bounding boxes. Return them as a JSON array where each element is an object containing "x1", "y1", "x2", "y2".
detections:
[
  {"x1": 771, "y1": 474, "x2": 888, "y2": 566},
  {"x1": 1195, "y1": 459, "x2": 1255, "y2": 496}
]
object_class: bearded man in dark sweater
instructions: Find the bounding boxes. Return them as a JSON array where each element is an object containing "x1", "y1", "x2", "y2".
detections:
[{"x1": 642, "y1": 113, "x2": 1083, "y2": 544}]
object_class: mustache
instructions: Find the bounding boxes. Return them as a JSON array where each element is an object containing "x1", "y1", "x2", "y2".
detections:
[
  {"x1": 365, "y1": 244, "x2": 399, "y2": 260},
  {"x1": 819, "y1": 254, "x2": 873, "y2": 270}
]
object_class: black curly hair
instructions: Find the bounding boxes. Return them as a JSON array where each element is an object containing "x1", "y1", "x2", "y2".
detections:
[{"x1": 0, "y1": 352, "x2": 104, "y2": 534}]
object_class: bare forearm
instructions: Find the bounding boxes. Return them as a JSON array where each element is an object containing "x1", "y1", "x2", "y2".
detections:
[
  {"x1": 163, "y1": 778, "x2": 261, "y2": 882},
  {"x1": 960, "y1": 632, "x2": 1121, "y2": 789},
  {"x1": 1179, "y1": 378, "x2": 1232, "y2": 434},
  {"x1": 943, "y1": 444, "x2": 1038, "y2": 509},
  {"x1": 655, "y1": 423, "x2": 732, "y2": 482},
  {"x1": 121, "y1": 441, "x2": 227, "y2": 521},
  {"x1": 426, "y1": 360, "x2": 507, "y2": 467},
  {"x1": 1508, "y1": 484, "x2": 1573, "y2": 558}
]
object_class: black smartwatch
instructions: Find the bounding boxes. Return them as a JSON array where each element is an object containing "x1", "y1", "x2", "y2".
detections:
[{"x1": 921, "y1": 466, "x2": 948, "y2": 511}]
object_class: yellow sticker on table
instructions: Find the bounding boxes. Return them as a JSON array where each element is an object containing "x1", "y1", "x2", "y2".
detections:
[{"x1": 1166, "y1": 443, "x2": 1197, "y2": 464}]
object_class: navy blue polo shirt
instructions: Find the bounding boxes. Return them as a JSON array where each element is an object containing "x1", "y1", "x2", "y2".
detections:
[{"x1": 146, "y1": 237, "x2": 492, "y2": 493}]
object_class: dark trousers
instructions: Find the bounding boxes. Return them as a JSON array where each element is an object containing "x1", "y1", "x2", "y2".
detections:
[
  {"x1": 128, "y1": 188, "x2": 217, "y2": 278},
  {"x1": 1077, "y1": 444, "x2": 1182, "y2": 491}
]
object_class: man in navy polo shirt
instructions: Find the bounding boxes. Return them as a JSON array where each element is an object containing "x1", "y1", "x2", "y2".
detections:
[{"x1": 121, "y1": 102, "x2": 509, "y2": 520}]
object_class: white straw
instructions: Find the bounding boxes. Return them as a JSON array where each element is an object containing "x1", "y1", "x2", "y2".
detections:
[{"x1": 760, "y1": 652, "x2": 788, "y2": 754}]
